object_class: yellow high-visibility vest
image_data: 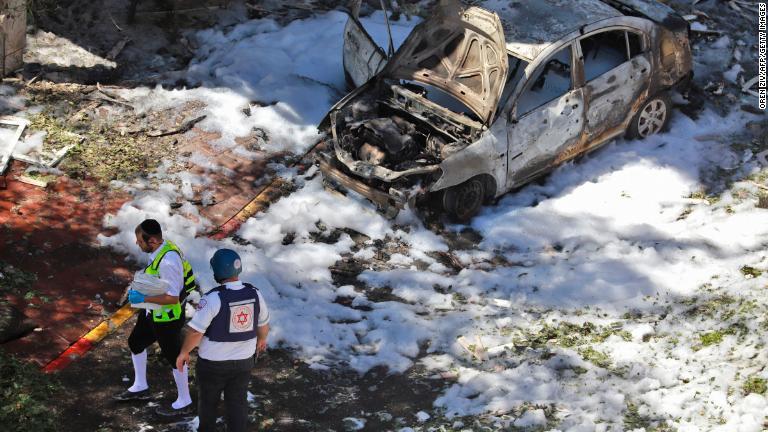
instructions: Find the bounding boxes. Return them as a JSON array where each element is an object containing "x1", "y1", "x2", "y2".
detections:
[{"x1": 144, "y1": 240, "x2": 196, "y2": 322}]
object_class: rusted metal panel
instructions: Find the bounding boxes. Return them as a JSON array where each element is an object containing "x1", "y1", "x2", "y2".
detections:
[
  {"x1": 0, "y1": 0, "x2": 26, "y2": 77},
  {"x1": 343, "y1": 16, "x2": 387, "y2": 88},
  {"x1": 657, "y1": 26, "x2": 692, "y2": 87},
  {"x1": 385, "y1": 4, "x2": 508, "y2": 124},
  {"x1": 506, "y1": 87, "x2": 585, "y2": 188},
  {"x1": 318, "y1": 156, "x2": 405, "y2": 215},
  {"x1": 583, "y1": 54, "x2": 651, "y2": 138},
  {"x1": 430, "y1": 126, "x2": 507, "y2": 194}
]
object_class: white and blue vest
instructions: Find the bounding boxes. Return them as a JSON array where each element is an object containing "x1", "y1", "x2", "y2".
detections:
[{"x1": 204, "y1": 283, "x2": 260, "y2": 342}]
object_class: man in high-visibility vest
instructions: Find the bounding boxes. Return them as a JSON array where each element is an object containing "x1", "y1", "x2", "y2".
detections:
[{"x1": 113, "y1": 219, "x2": 196, "y2": 416}]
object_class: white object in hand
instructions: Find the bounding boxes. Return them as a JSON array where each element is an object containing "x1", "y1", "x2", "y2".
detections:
[{"x1": 129, "y1": 271, "x2": 171, "y2": 310}]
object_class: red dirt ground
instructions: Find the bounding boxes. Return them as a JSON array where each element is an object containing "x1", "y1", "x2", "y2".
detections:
[{"x1": 0, "y1": 160, "x2": 133, "y2": 366}]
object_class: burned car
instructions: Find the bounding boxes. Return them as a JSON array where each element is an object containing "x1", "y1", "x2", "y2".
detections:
[{"x1": 317, "y1": 0, "x2": 692, "y2": 221}]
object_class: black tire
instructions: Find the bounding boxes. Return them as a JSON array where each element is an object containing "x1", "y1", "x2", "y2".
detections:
[
  {"x1": 442, "y1": 178, "x2": 485, "y2": 223},
  {"x1": 627, "y1": 93, "x2": 671, "y2": 139}
]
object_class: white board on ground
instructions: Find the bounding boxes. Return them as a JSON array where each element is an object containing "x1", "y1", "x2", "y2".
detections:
[{"x1": 0, "y1": 116, "x2": 28, "y2": 174}]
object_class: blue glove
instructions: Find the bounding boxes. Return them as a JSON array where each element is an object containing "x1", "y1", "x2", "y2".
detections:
[{"x1": 128, "y1": 290, "x2": 146, "y2": 304}]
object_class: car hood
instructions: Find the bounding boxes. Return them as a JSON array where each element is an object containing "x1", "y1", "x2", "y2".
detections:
[{"x1": 383, "y1": 3, "x2": 508, "y2": 124}]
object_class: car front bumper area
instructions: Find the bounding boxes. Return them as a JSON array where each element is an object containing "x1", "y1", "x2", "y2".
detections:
[{"x1": 317, "y1": 152, "x2": 410, "y2": 218}]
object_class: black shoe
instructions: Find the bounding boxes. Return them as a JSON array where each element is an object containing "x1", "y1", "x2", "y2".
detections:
[
  {"x1": 113, "y1": 388, "x2": 152, "y2": 401},
  {"x1": 155, "y1": 403, "x2": 193, "y2": 417}
]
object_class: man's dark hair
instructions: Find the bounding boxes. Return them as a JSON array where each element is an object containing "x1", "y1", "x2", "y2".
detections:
[{"x1": 136, "y1": 219, "x2": 163, "y2": 242}]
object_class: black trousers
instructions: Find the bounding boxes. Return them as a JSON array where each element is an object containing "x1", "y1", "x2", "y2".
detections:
[
  {"x1": 196, "y1": 357, "x2": 253, "y2": 432},
  {"x1": 128, "y1": 310, "x2": 184, "y2": 368}
]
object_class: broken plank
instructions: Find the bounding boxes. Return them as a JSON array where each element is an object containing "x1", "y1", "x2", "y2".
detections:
[
  {"x1": 486, "y1": 342, "x2": 517, "y2": 357},
  {"x1": 16, "y1": 175, "x2": 49, "y2": 188},
  {"x1": 89, "y1": 94, "x2": 134, "y2": 109},
  {"x1": 48, "y1": 145, "x2": 75, "y2": 167},
  {"x1": 9, "y1": 152, "x2": 44, "y2": 165},
  {"x1": 96, "y1": 83, "x2": 133, "y2": 104},
  {"x1": 12, "y1": 144, "x2": 76, "y2": 168},
  {"x1": 107, "y1": 38, "x2": 131, "y2": 61},
  {"x1": 147, "y1": 115, "x2": 206, "y2": 137}
]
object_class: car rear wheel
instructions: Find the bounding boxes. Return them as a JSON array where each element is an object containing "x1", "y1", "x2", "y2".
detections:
[
  {"x1": 628, "y1": 93, "x2": 671, "y2": 139},
  {"x1": 442, "y1": 178, "x2": 485, "y2": 223}
]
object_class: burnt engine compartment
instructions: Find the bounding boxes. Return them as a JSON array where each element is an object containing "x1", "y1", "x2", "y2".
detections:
[{"x1": 332, "y1": 82, "x2": 480, "y2": 173}]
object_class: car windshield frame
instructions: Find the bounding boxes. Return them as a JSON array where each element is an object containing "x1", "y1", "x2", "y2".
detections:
[{"x1": 495, "y1": 52, "x2": 530, "y2": 120}]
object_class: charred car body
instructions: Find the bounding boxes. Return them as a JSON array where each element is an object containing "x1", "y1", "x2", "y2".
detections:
[{"x1": 317, "y1": 0, "x2": 692, "y2": 221}]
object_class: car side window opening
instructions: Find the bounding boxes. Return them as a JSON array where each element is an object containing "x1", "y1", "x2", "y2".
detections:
[
  {"x1": 580, "y1": 30, "x2": 644, "y2": 82},
  {"x1": 496, "y1": 54, "x2": 529, "y2": 118},
  {"x1": 516, "y1": 45, "x2": 572, "y2": 117},
  {"x1": 627, "y1": 31, "x2": 643, "y2": 58}
]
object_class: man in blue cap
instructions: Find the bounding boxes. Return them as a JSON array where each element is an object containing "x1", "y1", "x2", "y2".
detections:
[{"x1": 176, "y1": 248, "x2": 270, "y2": 432}]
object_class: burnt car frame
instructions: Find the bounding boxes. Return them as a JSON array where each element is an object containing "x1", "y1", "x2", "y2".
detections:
[{"x1": 317, "y1": 0, "x2": 692, "y2": 221}]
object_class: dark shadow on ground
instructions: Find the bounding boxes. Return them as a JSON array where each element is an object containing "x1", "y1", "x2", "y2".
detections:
[
  {"x1": 23, "y1": 0, "x2": 229, "y2": 86},
  {"x1": 52, "y1": 311, "x2": 447, "y2": 432}
]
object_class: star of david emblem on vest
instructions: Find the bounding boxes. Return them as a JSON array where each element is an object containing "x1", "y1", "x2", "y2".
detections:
[{"x1": 229, "y1": 303, "x2": 254, "y2": 333}]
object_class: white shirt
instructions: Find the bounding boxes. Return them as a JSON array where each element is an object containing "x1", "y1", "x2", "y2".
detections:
[
  {"x1": 188, "y1": 281, "x2": 270, "y2": 361},
  {"x1": 147, "y1": 241, "x2": 184, "y2": 297}
]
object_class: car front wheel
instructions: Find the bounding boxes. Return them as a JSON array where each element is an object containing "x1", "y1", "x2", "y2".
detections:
[
  {"x1": 628, "y1": 93, "x2": 671, "y2": 139},
  {"x1": 442, "y1": 178, "x2": 485, "y2": 223}
]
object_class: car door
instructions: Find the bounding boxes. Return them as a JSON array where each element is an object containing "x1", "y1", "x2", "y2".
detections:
[
  {"x1": 579, "y1": 28, "x2": 651, "y2": 140},
  {"x1": 343, "y1": 15, "x2": 388, "y2": 88},
  {"x1": 505, "y1": 43, "x2": 585, "y2": 189}
]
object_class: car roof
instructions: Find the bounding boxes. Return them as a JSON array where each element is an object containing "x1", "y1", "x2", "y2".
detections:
[{"x1": 482, "y1": 0, "x2": 622, "y2": 61}]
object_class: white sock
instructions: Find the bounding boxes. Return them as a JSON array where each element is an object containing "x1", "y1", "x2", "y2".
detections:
[
  {"x1": 128, "y1": 350, "x2": 148, "y2": 392},
  {"x1": 171, "y1": 365, "x2": 192, "y2": 409}
]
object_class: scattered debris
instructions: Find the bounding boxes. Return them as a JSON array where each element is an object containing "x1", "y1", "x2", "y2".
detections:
[
  {"x1": 341, "y1": 417, "x2": 366, "y2": 431},
  {"x1": 415, "y1": 411, "x2": 430, "y2": 422},
  {"x1": 490, "y1": 298, "x2": 512, "y2": 308},
  {"x1": 741, "y1": 76, "x2": 761, "y2": 98},
  {"x1": 146, "y1": 115, "x2": 206, "y2": 137},
  {"x1": 756, "y1": 150, "x2": 768, "y2": 167},
  {"x1": 432, "y1": 250, "x2": 464, "y2": 273},
  {"x1": 12, "y1": 143, "x2": 77, "y2": 168},
  {"x1": 106, "y1": 37, "x2": 131, "y2": 61},
  {"x1": 739, "y1": 265, "x2": 763, "y2": 278},
  {"x1": 456, "y1": 335, "x2": 486, "y2": 362},
  {"x1": 486, "y1": 342, "x2": 517, "y2": 357},
  {"x1": 704, "y1": 81, "x2": 725, "y2": 95},
  {"x1": 15, "y1": 174, "x2": 49, "y2": 187},
  {"x1": 0, "y1": 115, "x2": 28, "y2": 175}
]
